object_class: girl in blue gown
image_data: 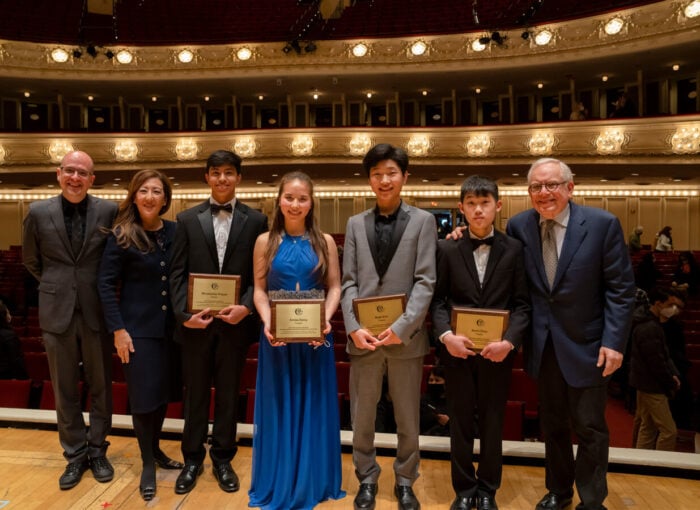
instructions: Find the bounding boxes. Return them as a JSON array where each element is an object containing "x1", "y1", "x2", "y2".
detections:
[{"x1": 249, "y1": 171, "x2": 345, "y2": 509}]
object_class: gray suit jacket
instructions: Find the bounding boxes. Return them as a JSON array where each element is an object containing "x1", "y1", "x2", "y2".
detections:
[
  {"x1": 341, "y1": 202, "x2": 437, "y2": 359},
  {"x1": 23, "y1": 194, "x2": 117, "y2": 335}
]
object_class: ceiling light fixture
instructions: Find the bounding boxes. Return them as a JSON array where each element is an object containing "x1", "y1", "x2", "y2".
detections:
[
  {"x1": 177, "y1": 49, "x2": 194, "y2": 63},
  {"x1": 672, "y1": 64, "x2": 680, "y2": 71},
  {"x1": 602, "y1": 75, "x2": 609, "y2": 82},
  {"x1": 23, "y1": 91, "x2": 31, "y2": 98},
  {"x1": 236, "y1": 47, "x2": 252, "y2": 60},
  {"x1": 50, "y1": 48, "x2": 69, "y2": 63},
  {"x1": 604, "y1": 17, "x2": 624, "y2": 35},
  {"x1": 684, "y1": 1, "x2": 700, "y2": 18},
  {"x1": 366, "y1": 92, "x2": 373, "y2": 99},
  {"x1": 410, "y1": 41, "x2": 427, "y2": 56},
  {"x1": 87, "y1": 95, "x2": 94, "y2": 102},
  {"x1": 534, "y1": 30, "x2": 553, "y2": 46},
  {"x1": 115, "y1": 50, "x2": 133, "y2": 64},
  {"x1": 471, "y1": 39, "x2": 487, "y2": 52},
  {"x1": 351, "y1": 43, "x2": 368, "y2": 57}
]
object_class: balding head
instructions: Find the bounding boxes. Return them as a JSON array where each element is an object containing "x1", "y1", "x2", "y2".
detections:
[{"x1": 56, "y1": 151, "x2": 95, "y2": 203}]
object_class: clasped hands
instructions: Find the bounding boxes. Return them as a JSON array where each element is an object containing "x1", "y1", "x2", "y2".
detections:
[
  {"x1": 442, "y1": 332, "x2": 512, "y2": 362},
  {"x1": 183, "y1": 304, "x2": 250, "y2": 329},
  {"x1": 349, "y1": 327, "x2": 403, "y2": 351}
]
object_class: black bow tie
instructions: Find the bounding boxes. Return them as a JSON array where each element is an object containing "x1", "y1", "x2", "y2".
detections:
[
  {"x1": 470, "y1": 237, "x2": 494, "y2": 250},
  {"x1": 211, "y1": 202, "x2": 233, "y2": 214}
]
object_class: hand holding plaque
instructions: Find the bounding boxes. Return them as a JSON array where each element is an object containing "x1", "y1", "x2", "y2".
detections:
[
  {"x1": 352, "y1": 294, "x2": 407, "y2": 336},
  {"x1": 451, "y1": 307, "x2": 510, "y2": 352},
  {"x1": 188, "y1": 273, "x2": 240, "y2": 314},
  {"x1": 269, "y1": 289, "x2": 325, "y2": 343}
]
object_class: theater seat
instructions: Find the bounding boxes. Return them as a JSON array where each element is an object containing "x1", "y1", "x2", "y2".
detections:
[{"x1": 0, "y1": 379, "x2": 32, "y2": 408}]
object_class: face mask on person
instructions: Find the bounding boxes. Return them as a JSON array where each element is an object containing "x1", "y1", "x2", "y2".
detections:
[{"x1": 660, "y1": 304, "x2": 679, "y2": 319}]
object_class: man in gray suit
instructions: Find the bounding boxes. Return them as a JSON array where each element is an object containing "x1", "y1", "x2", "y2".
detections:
[
  {"x1": 23, "y1": 151, "x2": 118, "y2": 490},
  {"x1": 341, "y1": 143, "x2": 437, "y2": 510}
]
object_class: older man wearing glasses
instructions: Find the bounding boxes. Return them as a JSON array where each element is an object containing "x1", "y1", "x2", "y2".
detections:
[
  {"x1": 23, "y1": 151, "x2": 118, "y2": 490},
  {"x1": 506, "y1": 158, "x2": 635, "y2": 510}
]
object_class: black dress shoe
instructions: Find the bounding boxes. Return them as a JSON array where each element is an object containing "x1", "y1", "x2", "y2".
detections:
[
  {"x1": 154, "y1": 450, "x2": 185, "y2": 470},
  {"x1": 477, "y1": 495, "x2": 498, "y2": 510},
  {"x1": 395, "y1": 484, "x2": 421, "y2": 510},
  {"x1": 212, "y1": 462, "x2": 240, "y2": 493},
  {"x1": 536, "y1": 492, "x2": 573, "y2": 510},
  {"x1": 58, "y1": 460, "x2": 89, "y2": 490},
  {"x1": 140, "y1": 483, "x2": 156, "y2": 501},
  {"x1": 354, "y1": 483, "x2": 378, "y2": 510},
  {"x1": 450, "y1": 495, "x2": 474, "y2": 510},
  {"x1": 90, "y1": 456, "x2": 114, "y2": 483},
  {"x1": 174, "y1": 463, "x2": 203, "y2": 494}
]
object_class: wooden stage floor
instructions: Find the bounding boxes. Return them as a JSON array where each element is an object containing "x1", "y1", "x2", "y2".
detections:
[{"x1": 1, "y1": 426, "x2": 699, "y2": 510}]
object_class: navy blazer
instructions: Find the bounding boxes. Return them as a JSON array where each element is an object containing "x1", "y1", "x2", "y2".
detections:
[
  {"x1": 98, "y1": 220, "x2": 176, "y2": 339},
  {"x1": 430, "y1": 230, "x2": 531, "y2": 367},
  {"x1": 506, "y1": 201, "x2": 635, "y2": 388}
]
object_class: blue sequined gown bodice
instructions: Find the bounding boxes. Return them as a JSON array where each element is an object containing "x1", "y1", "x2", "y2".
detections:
[{"x1": 248, "y1": 234, "x2": 345, "y2": 509}]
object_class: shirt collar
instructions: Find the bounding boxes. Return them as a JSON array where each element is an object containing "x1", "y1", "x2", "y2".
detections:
[
  {"x1": 373, "y1": 200, "x2": 402, "y2": 221},
  {"x1": 61, "y1": 195, "x2": 88, "y2": 215},
  {"x1": 539, "y1": 203, "x2": 570, "y2": 228}
]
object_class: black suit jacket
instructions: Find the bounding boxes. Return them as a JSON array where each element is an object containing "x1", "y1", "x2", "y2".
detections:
[
  {"x1": 430, "y1": 230, "x2": 531, "y2": 367},
  {"x1": 169, "y1": 199, "x2": 268, "y2": 328}
]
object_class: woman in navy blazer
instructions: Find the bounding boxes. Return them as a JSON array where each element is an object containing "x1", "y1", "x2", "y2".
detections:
[{"x1": 98, "y1": 169, "x2": 183, "y2": 501}]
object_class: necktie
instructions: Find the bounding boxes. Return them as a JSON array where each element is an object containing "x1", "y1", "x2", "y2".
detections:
[
  {"x1": 470, "y1": 237, "x2": 494, "y2": 250},
  {"x1": 542, "y1": 220, "x2": 558, "y2": 289},
  {"x1": 211, "y1": 202, "x2": 233, "y2": 214},
  {"x1": 70, "y1": 207, "x2": 83, "y2": 257}
]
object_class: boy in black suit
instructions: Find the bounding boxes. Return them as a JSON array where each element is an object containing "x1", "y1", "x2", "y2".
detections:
[{"x1": 430, "y1": 175, "x2": 530, "y2": 510}]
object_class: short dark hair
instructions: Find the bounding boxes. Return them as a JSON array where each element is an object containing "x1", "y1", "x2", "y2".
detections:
[
  {"x1": 648, "y1": 286, "x2": 686, "y2": 306},
  {"x1": 362, "y1": 143, "x2": 409, "y2": 176},
  {"x1": 460, "y1": 175, "x2": 499, "y2": 202},
  {"x1": 206, "y1": 150, "x2": 242, "y2": 175}
]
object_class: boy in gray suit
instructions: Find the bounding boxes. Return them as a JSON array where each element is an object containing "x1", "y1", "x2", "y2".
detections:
[
  {"x1": 341, "y1": 143, "x2": 437, "y2": 510},
  {"x1": 23, "y1": 151, "x2": 118, "y2": 490}
]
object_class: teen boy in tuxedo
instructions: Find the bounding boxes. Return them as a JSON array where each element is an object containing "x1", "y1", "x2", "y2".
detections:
[{"x1": 431, "y1": 175, "x2": 530, "y2": 510}]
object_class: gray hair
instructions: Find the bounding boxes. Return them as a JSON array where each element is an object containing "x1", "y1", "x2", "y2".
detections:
[{"x1": 527, "y1": 158, "x2": 574, "y2": 183}]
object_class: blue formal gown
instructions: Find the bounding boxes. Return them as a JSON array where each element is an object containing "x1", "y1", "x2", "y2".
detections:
[{"x1": 248, "y1": 234, "x2": 346, "y2": 510}]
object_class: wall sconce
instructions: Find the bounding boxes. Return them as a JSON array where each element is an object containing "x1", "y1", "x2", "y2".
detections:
[
  {"x1": 409, "y1": 41, "x2": 427, "y2": 56},
  {"x1": 670, "y1": 126, "x2": 700, "y2": 154},
  {"x1": 290, "y1": 135, "x2": 314, "y2": 156},
  {"x1": 684, "y1": 0, "x2": 700, "y2": 18},
  {"x1": 465, "y1": 134, "x2": 492, "y2": 157},
  {"x1": 0, "y1": 144, "x2": 6, "y2": 163},
  {"x1": 406, "y1": 135, "x2": 431, "y2": 156},
  {"x1": 527, "y1": 132, "x2": 555, "y2": 155},
  {"x1": 348, "y1": 134, "x2": 372, "y2": 156},
  {"x1": 113, "y1": 140, "x2": 139, "y2": 162},
  {"x1": 177, "y1": 49, "x2": 195, "y2": 63},
  {"x1": 470, "y1": 39, "x2": 487, "y2": 52},
  {"x1": 233, "y1": 136, "x2": 257, "y2": 158},
  {"x1": 48, "y1": 141, "x2": 74, "y2": 163},
  {"x1": 175, "y1": 139, "x2": 200, "y2": 160},
  {"x1": 595, "y1": 129, "x2": 627, "y2": 154},
  {"x1": 533, "y1": 29, "x2": 553, "y2": 46},
  {"x1": 603, "y1": 17, "x2": 625, "y2": 35}
]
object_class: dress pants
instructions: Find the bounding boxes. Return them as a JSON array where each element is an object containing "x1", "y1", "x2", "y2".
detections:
[
  {"x1": 43, "y1": 310, "x2": 113, "y2": 462},
  {"x1": 538, "y1": 340, "x2": 609, "y2": 510},
  {"x1": 349, "y1": 350, "x2": 423, "y2": 486},
  {"x1": 180, "y1": 321, "x2": 249, "y2": 465},
  {"x1": 444, "y1": 354, "x2": 513, "y2": 498}
]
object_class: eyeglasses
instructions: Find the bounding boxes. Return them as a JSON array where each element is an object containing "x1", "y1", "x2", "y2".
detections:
[
  {"x1": 527, "y1": 181, "x2": 567, "y2": 194},
  {"x1": 60, "y1": 166, "x2": 92, "y2": 179}
]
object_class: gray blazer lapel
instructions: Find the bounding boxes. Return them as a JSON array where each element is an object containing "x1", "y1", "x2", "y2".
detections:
[
  {"x1": 79, "y1": 195, "x2": 100, "y2": 259},
  {"x1": 196, "y1": 203, "x2": 219, "y2": 269},
  {"x1": 48, "y1": 196, "x2": 72, "y2": 255}
]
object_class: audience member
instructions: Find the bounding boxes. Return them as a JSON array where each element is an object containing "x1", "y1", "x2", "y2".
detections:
[
  {"x1": 655, "y1": 226, "x2": 673, "y2": 252},
  {"x1": 673, "y1": 251, "x2": 699, "y2": 296},
  {"x1": 629, "y1": 286, "x2": 685, "y2": 451},
  {"x1": 0, "y1": 300, "x2": 28, "y2": 379},
  {"x1": 569, "y1": 102, "x2": 587, "y2": 121},
  {"x1": 97, "y1": 169, "x2": 184, "y2": 501},
  {"x1": 609, "y1": 92, "x2": 637, "y2": 118},
  {"x1": 635, "y1": 252, "x2": 662, "y2": 294},
  {"x1": 628, "y1": 226, "x2": 644, "y2": 254},
  {"x1": 419, "y1": 366, "x2": 449, "y2": 437},
  {"x1": 249, "y1": 171, "x2": 345, "y2": 508},
  {"x1": 341, "y1": 143, "x2": 436, "y2": 510}
]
